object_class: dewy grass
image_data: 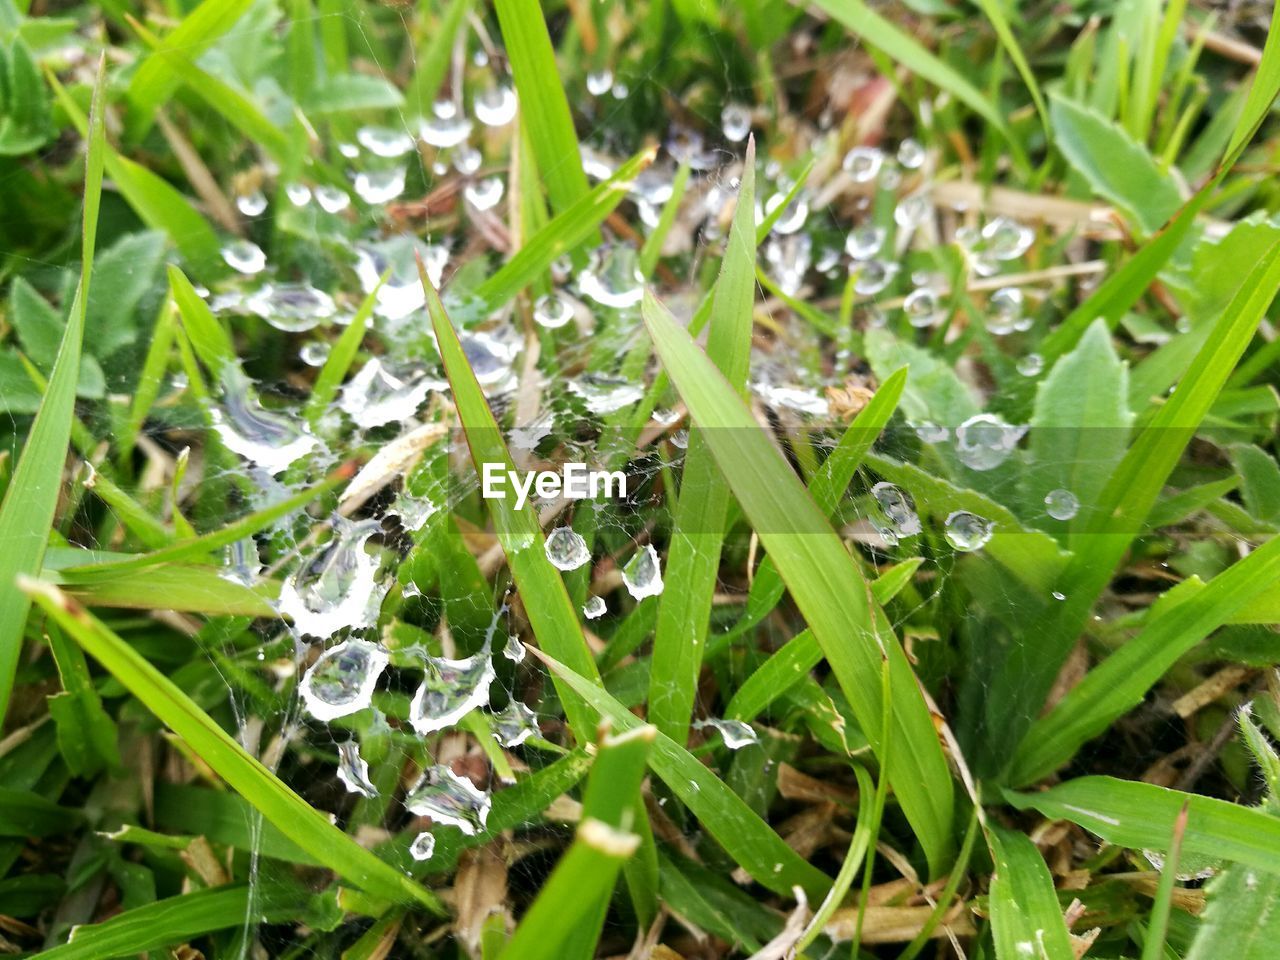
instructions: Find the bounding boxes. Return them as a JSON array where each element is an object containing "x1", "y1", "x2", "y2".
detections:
[{"x1": 3, "y1": 0, "x2": 1280, "y2": 958}]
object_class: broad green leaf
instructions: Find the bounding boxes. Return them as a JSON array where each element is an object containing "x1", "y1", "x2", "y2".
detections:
[
  {"x1": 987, "y1": 825, "x2": 1075, "y2": 960},
  {"x1": 422, "y1": 271, "x2": 601, "y2": 741},
  {"x1": 1186, "y1": 864, "x2": 1280, "y2": 960},
  {"x1": 1005, "y1": 776, "x2": 1280, "y2": 875},
  {"x1": 1008, "y1": 533, "x2": 1280, "y2": 785},
  {"x1": 86, "y1": 231, "x2": 167, "y2": 359},
  {"x1": 1231, "y1": 444, "x2": 1280, "y2": 523},
  {"x1": 642, "y1": 292, "x2": 955, "y2": 877},
  {"x1": 8, "y1": 277, "x2": 105, "y2": 398},
  {"x1": 0, "y1": 39, "x2": 52, "y2": 155},
  {"x1": 865, "y1": 328, "x2": 979, "y2": 425},
  {"x1": 305, "y1": 73, "x2": 404, "y2": 114},
  {"x1": 532, "y1": 646, "x2": 833, "y2": 899},
  {"x1": 0, "y1": 60, "x2": 104, "y2": 723},
  {"x1": 494, "y1": 0, "x2": 593, "y2": 231},
  {"x1": 1050, "y1": 94, "x2": 1182, "y2": 234},
  {"x1": 650, "y1": 139, "x2": 756, "y2": 744},
  {"x1": 21, "y1": 579, "x2": 442, "y2": 911},
  {"x1": 1025, "y1": 319, "x2": 1133, "y2": 536}
]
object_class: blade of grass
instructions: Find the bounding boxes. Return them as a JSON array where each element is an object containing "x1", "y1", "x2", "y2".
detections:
[
  {"x1": 1140, "y1": 803, "x2": 1188, "y2": 960},
  {"x1": 21, "y1": 578, "x2": 442, "y2": 911},
  {"x1": 499, "y1": 725, "x2": 654, "y2": 960},
  {"x1": 1007, "y1": 533, "x2": 1280, "y2": 786},
  {"x1": 304, "y1": 270, "x2": 387, "y2": 426},
  {"x1": 493, "y1": 0, "x2": 593, "y2": 231},
  {"x1": 807, "y1": 0, "x2": 1026, "y2": 171},
  {"x1": 971, "y1": 0, "x2": 1048, "y2": 134},
  {"x1": 796, "y1": 763, "x2": 874, "y2": 952},
  {"x1": 168, "y1": 265, "x2": 236, "y2": 378},
  {"x1": 649, "y1": 138, "x2": 756, "y2": 744},
  {"x1": 0, "y1": 58, "x2": 105, "y2": 724},
  {"x1": 987, "y1": 824, "x2": 1075, "y2": 960},
  {"x1": 1004, "y1": 775, "x2": 1280, "y2": 874},
  {"x1": 422, "y1": 268, "x2": 601, "y2": 741},
  {"x1": 405, "y1": 0, "x2": 472, "y2": 117},
  {"x1": 641, "y1": 291, "x2": 955, "y2": 876},
  {"x1": 530, "y1": 645, "x2": 832, "y2": 899},
  {"x1": 639, "y1": 158, "x2": 692, "y2": 277}
]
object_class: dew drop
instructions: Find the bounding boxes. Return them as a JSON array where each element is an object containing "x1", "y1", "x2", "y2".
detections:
[
  {"x1": 842, "y1": 146, "x2": 883, "y2": 183},
  {"x1": 720, "y1": 102, "x2": 751, "y2": 142},
  {"x1": 409, "y1": 831, "x2": 437, "y2": 861},
  {"x1": 903, "y1": 287, "x2": 942, "y2": 328},
  {"x1": 533, "y1": 292, "x2": 574, "y2": 330},
  {"x1": 982, "y1": 216, "x2": 1034, "y2": 261},
  {"x1": 464, "y1": 175, "x2": 505, "y2": 212},
  {"x1": 955, "y1": 413, "x2": 1026, "y2": 471},
  {"x1": 246, "y1": 282, "x2": 336, "y2": 333},
  {"x1": 278, "y1": 518, "x2": 389, "y2": 638},
  {"x1": 492, "y1": 700, "x2": 539, "y2": 747},
  {"x1": 693, "y1": 718, "x2": 759, "y2": 750},
  {"x1": 622, "y1": 544, "x2": 664, "y2": 600},
  {"x1": 578, "y1": 245, "x2": 643, "y2": 309},
  {"x1": 314, "y1": 184, "x2": 351, "y2": 214},
  {"x1": 1017, "y1": 353, "x2": 1044, "y2": 377},
  {"x1": 210, "y1": 367, "x2": 319, "y2": 475},
  {"x1": 568, "y1": 376, "x2": 644, "y2": 415},
  {"x1": 544, "y1": 527, "x2": 591, "y2": 571},
  {"x1": 986, "y1": 286, "x2": 1023, "y2": 336},
  {"x1": 418, "y1": 113, "x2": 472, "y2": 148},
  {"x1": 221, "y1": 239, "x2": 266, "y2": 275},
  {"x1": 871, "y1": 482, "x2": 921, "y2": 538},
  {"x1": 339, "y1": 358, "x2": 439, "y2": 429},
  {"x1": 403, "y1": 765, "x2": 492, "y2": 836},
  {"x1": 503, "y1": 633, "x2": 526, "y2": 663},
  {"x1": 356, "y1": 125, "x2": 415, "y2": 158},
  {"x1": 408, "y1": 643, "x2": 496, "y2": 735},
  {"x1": 353, "y1": 167, "x2": 406, "y2": 205},
  {"x1": 852, "y1": 259, "x2": 898, "y2": 296},
  {"x1": 1044, "y1": 488, "x2": 1079, "y2": 521},
  {"x1": 897, "y1": 137, "x2": 926, "y2": 170},
  {"x1": 845, "y1": 225, "x2": 885, "y2": 261},
  {"x1": 298, "y1": 638, "x2": 389, "y2": 721},
  {"x1": 586, "y1": 68, "x2": 613, "y2": 96},
  {"x1": 236, "y1": 190, "x2": 267, "y2": 216},
  {"x1": 337, "y1": 740, "x2": 378, "y2": 798},
  {"x1": 285, "y1": 183, "x2": 312, "y2": 207},
  {"x1": 474, "y1": 85, "x2": 517, "y2": 127},
  {"x1": 583, "y1": 596, "x2": 607, "y2": 619},
  {"x1": 944, "y1": 511, "x2": 994, "y2": 552}
]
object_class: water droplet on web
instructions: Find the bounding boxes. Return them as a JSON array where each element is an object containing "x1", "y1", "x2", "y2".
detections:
[
  {"x1": 404, "y1": 765, "x2": 492, "y2": 836},
  {"x1": 299, "y1": 341, "x2": 330, "y2": 367},
  {"x1": 353, "y1": 167, "x2": 406, "y2": 204},
  {"x1": 338, "y1": 141, "x2": 360, "y2": 159},
  {"x1": 578, "y1": 245, "x2": 643, "y2": 309},
  {"x1": 409, "y1": 831, "x2": 437, "y2": 861},
  {"x1": 853, "y1": 259, "x2": 898, "y2": 296},
  {"x1": 1044, "y1": 488, "x2": 1079, "y2": 521},
  {"x1": 544, "y1": 527, "x2": 590, "y2": 571},
  {"x1": 586, "y1": 68, "x2": 613, "y2": 96},
  {"x1": 1052, "y1": 591, "x2": 1066, "y2": 601},
  {"x1": 474, "y1": 85, "x2": 517, "y2": 127},
  {"x1": 533, "y1": 292, "x2": 574, "y2": 330},
  {"x1": 897, "y1": 137, "x2": 926, "y2": 170},
  {"x1": 339, "y1": 358, "x2": 438, "y2": 429},
  {"x1": 759, "y1": 383, "x2": 828, "y2": 416},
  {"x1": 461, "y1": 330, "x2": 518, "y2": 388},
  {"x1": 492, "y1": 700, "x2": 539, "y2": 747},
  {"x1": 982, "y1": 216, "x2": 1034, "y2": 260},
  {"x1": 914, "y1": 421, "x2": 949, "y2": 443},
  {"x1": 298, "y1": 638, "x2": 390, "y2": 721},
  {"x1": 453, "y1": 145, "x2": 482, "y2": 176},
  {"x1": 893, "y1": 192, "x2": 931, "y2": 229},
  {"x1": 568, "y1": 377, "x2": 644, "y2": 415},
  {"x1": 337, "y1": 740, "x2": 378, "y2": 798},
  {"x1": 419, "y1": 112, "x2": 472, "y2": 148},
  {"x1": 1017, "y1": 352, "x2": 1044, "y2": 377},
  {"x1": 903, "y1": 287, "x2": 942, "y2": 328},
  {"x1": 670, "y1": 429, "x2": 689, "y2": 449},
  {"x1": 986, "y1": 286, "x2": 1023, "y2": 335},
  {"x1": 391, "y1": 492, "x2": 439, "y2": 532},
  {"x1": 210, "y1": 367, "x2": 319, "y2": 475},
  {"x1": 763, "y1": 233, "x2": 812, "y2": 295},
  {"x1": 842, "y1": 146, "x2": 883, "y2": 183},
  {"x1": 871, "y1": 482, "x2": 921, "y2": 537},
  {"x1": 944, "y1": 511, "x2": 994, "y2": 551},
  {"x1": 583, "y1": 596, "x2": 606, "y2": 619},
  {"x1": 222, "y1": 239, "x2": 266, "y2": 275},
  {"x1": 503, "y1": 633, "x2": 525, "y2": 663},
  {"x1": 409, "y1": 643, "x2": 496, "y2": 735},
  {"x1": 721, "y1": 102, "x2": 751, "y2": 142},
  {"x1": 622, "y1": 545, "x2": 664, "y2": 600},
  {"x1": 693, "y1": 718, "x2": 759, "y2": 750},
  {"x1": 845, "y1": 225, "x2": 885, "y2": 261},
  {"x1": 221, "y1": 537, "x2": 261, "y2": 587},
  {"x1": 314, "y1": 184, "x2": 351, "y2": 214},
  {"x1": 285, "y1": 183, "x2": 312, "y2": 207},
  {"x1": 956, "y1": 413, "x2": 1026, "y2": 471},
  {"x1": 464, "y1": 176, "x2": 505, "y2": 212},
  {"x1": 764, "y1": 191, "x2": 810, "y2": 235},
  {"x1": 355, "y1": 236, "x2": 448, "y2": 322},
  {"x1": 237, "y1": 189, "x2": 267, "y2": 216},
  {"x1": 246, "y1": 282, "x2": 336, "y2": 333},
  {"x1": 278, "y1": 518, "x2": 389, "y2": 637},
  {"x1": 357, "y1": 125, "x2": 414, "y2": 158}
]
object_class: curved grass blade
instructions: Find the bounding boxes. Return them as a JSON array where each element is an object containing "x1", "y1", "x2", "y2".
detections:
[
  {"x1": 406, "y1": 0, "x2": 472, "y2": 117},
  {"x1": 168, "y1": 265, "x2": 236, "y2": 378},
  {"x1": 971, "y1": 0, "x2": 1048, "y2": 133},
  {"x1": 530, "y1": 645, "x2": 833, "y2": 900},
  {"x1": 421, "y1": 270, "x2": 601, "y2": 741},
  {"x1": 0, "y1": 58, "x2": 105, "y2": 723},
  {"x1": 649, "y1": 138, "x2": 756, "y2": 744},
  {"x1": 987, "y1": 824, "x2": 1075, "y2": 960},
  {"x1": 305, "y1": 270, "x2": 387, "y2": 426},
  {"x1": 1008, "y1": 533, "x2": 1280, "y2": 786},
  {"x1": 493, "y1": 0, "x2": 592, "y2": 228},
  {"x1": 1004, "y1": 775, "x2": 1280, "y2": 875},
  {"x1": 20, "y1": 578, "x2": 442, "y2": 912},
  {"x1": 641, "y1": 291, "x2": 955, "y2": 876},
  {"x1": 807, "y1": 0, "x2": 1025, "y2": 169}
]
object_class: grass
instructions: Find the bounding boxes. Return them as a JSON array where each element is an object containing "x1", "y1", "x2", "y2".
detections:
[{"x1": 2, "y1": 0, "x2": 1280, "y2": 957}]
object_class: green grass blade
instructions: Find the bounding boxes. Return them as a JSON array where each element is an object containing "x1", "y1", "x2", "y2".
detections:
[
  {"x1": 0, "y1": 58, "x2": 105, "y2": 724},
  {"x1": 639, "y1": 159, "x2": 692, "y2": 277},
  {"x1": 21, "y1": 579, "x2": 442, "y2": 912},
  {"x1": 649, "y1": 139, "x2": 756, "y2": 744},
  {"x1": 493, "y1": 0, "x2": 593, "y2": 227},
  {"x1": 971, "y1": 0, "x2": 1048, "y2": 133},
  {"x1": 305, "y1": 271, "x2": 387, "y2": 426},
  {"x1": 34, "y1": 885, "x2": 312, "y2": 960},
  {"x1": 499, "y1": 725, "x2": 654, "y2": 960},
  {"x1": 53, "y1": 563, "x2": 278, "y2": 617},
  {"x1": 406, "y1": 0, "x2": 472, "y2": 117},
  {"x1": 1008, "y1": 533, "x2": 1280, "y2": 786},
  {"x1": 1004, "y1": 775, "x2": 1280, "y2": 874},
  {"x1": 641, "y1": 291, "x2": 955, "y2": 876},
  {"x1": 1140, "y1": 803, "x2": 1188, "y2": 960},
  {"x1": 987, "y1": 824, "x2": 1075, "y2": 960},
  {"x1": 530, "y1": 646, "x2": 833, "y2": 899},
  {"x1": 1223, "y1": 0, "x2": 1280, "y2": 164},
  {"x1": 168, "y1": 265, "x2": 236, "y2": 377},
  {"x1": 807, "y1": 0, "x2": 1024, "y2": 169},
  {"x1": 422, "y1": 269, "x2": 601, "y2": 741}
]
